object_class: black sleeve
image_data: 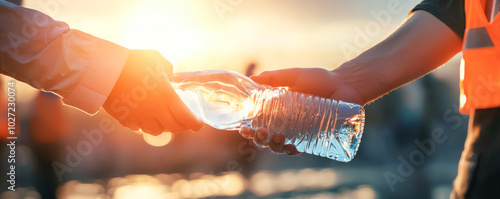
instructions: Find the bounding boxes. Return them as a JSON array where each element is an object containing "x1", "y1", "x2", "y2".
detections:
[{"x1": 411, "y1": 0, "x2": 466, "y2": 38}]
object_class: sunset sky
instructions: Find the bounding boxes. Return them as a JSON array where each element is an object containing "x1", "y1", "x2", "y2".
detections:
[{"x1": 23, "y1": 0, "x2": 430, "y2": 72}]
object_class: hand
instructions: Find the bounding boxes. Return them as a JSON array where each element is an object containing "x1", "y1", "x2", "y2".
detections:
[
  {"x1": 103, "y1": 50, "x2": 204, "y2": 135},
  {"x1": 239, "y1": 67, "x2": 365, "y2": 155},
  {"x1": 251, "y1": 67, "x2": 365, "y2": 105}
]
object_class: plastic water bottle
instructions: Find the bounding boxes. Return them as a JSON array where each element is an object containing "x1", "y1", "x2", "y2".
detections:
[{"x1": 169, "y1": 70, "x2": 365, "y2": 162}]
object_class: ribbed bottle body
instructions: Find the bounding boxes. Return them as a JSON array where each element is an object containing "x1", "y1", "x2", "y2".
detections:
[{"x1": 247, "y1": 88, "x2": 365, "y2": 162}]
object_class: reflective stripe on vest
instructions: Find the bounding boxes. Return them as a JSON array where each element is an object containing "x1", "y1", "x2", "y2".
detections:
[
  {"x1": 464, "y1": 27, "x2": 494, "y2": 49},
  {"x1": 460, "y1": 0, "x2": 500, "y2": 114}
]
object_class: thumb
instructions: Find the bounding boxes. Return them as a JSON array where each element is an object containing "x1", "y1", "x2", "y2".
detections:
[
  {"x1": 163, "y1": 80, "x2": 205, "y2": 132},
  {"x1": 250, "y1": 68, "x2": 300, "y2": 87}
]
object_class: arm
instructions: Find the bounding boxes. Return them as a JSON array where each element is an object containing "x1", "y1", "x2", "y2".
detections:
[
  {"x1": 253, "y1": 11, "x2": 462, "y2": 105},
  {"x1": 0, "y1": 1, "x2": 203, "y2": 134},
  {"x1": 240, "y1": 10, "x2": 463, "y2": 154},
  {"x1": 335, "y1": 10, "x2": 462, "y2": 104},
  {"x1": 0, "y1": 1, "x2": 127, "y2": 113}
]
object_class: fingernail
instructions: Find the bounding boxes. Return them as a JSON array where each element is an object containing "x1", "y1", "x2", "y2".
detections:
[
  {"x1": 273, "y1": 134, "x2": 283, "y2": 145},
  {"x1": 241, "y1": 131, "x2": 250, "y2": 138},
  {"x1": 241, "y1": 127, "x2": 251, "y2": 136},
  {"x1": 283, "y1": 145, "x2": 294, "y2": 155},
  {"x1": 256, "y1": 129, "x2": 268, "y2": 140}
]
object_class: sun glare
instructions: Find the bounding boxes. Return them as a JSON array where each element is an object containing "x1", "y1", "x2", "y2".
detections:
[
  {"x1": 143, "y1": 132, "x2": 173, "y2": 147},
  {"x1": 121, "y1": 8, "x2": 206, "y2": 68}
]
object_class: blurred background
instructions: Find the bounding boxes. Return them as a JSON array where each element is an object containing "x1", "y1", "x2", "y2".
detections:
[{"x1": 0, "y1": 0, "x2": 468, "y2": 198}]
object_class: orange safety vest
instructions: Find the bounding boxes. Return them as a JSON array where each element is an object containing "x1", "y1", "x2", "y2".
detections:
[{"x1": 460, "y1": 0, "x2": 500, "y2": 114}]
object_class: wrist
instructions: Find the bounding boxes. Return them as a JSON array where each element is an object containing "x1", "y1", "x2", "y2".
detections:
[
  {"x1": 331, "y1": 59, "x2": 392, "y2": 105},
  {"x1": 104, "y1": 52, "x2": 133, "y2": 108}
]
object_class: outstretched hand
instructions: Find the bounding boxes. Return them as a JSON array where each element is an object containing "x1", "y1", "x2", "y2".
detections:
[
  {"x1": 251, "y1": 67, "x2": 364, "y2": 104},
  {"x1": 103, "y1": 50, "x2": 204, "y2": 135}
]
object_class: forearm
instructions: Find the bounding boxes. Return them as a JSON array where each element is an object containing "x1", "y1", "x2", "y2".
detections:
[{"x1": 333, "y1": 11, "x2": 462, "y2": 104}]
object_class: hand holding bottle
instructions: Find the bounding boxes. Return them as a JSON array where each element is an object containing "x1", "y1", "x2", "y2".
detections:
[
  {"x1": 240, "y1": 126, "x2": 302, "y2": 155},
  {"x1": 250, "y1": 68, "x2": 365, "y2": 105},
  {"x1": 239, "y1": 67, "x2": 366, "y2": 156},
  {"x1": 103, "y1": 50, "x2": 204, "y2": 135},
  {"x1": 169, "y1": 69, "x2": 364, "y2": 161}
]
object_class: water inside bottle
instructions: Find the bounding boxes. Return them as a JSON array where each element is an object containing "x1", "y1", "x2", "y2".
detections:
[
  {"x1": 175, "y1": 86, "x2": 364, "y2": 162},
  {"x1": 250, "y1": 90, "x2": 364, "y2": 162},
  {"x1": 169, "y1": 70, "x2": 364, "y2": 161},
  {"x1": 175, "y1": 89, "x2": 248, "y2": 130}
]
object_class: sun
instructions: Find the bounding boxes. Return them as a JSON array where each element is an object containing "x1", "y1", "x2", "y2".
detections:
[{"x1": 121, "y1": 7, "x2": 206, "y2": 68}]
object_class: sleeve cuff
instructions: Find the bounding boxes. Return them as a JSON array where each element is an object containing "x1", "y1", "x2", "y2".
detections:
[
  {"x1": 411, "y1": 3, "x2": 465, "y2": 38},
  {"x1": 62, "y1": 36, "x2": 129, "y2": 115}
]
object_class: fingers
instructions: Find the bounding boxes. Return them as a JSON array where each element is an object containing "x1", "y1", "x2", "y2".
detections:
[
  {"x1": 125, "y1": 122, "x2": 141, "y2": 132},
  {"x1": 269, "y1": 134, "x2": 285, "y2": 154},
  {"x1": 283, "y1": 144, "x2": 301, "y2": 156},
  {"x1": 141, "y1": 127, "x2": 166, "y2": 136},
  {"x1": 123, "y1": 105, "x2": 189, "y2": 135},
  {"x1": 239, "y1": 126, "x2": 255, "y2": 139},
  {"x1": 165, "y1": 89, "x2": 205, "y2": 132},
  {"x1": 138, "y1": 120, "x2": 165, "y2": 136},
  {"x1": 240, "y1": 127, "x2": 302, "y2": 156},
  {"x1": 105, "y1": 49, "x2": 202, "y2": 136},
  {"x1": 145, "y1": 55, "x2": 203, "y2": 133},
  {"x1": 157, "y1": 106, "x2": 190, "y2": 133},
  {"x1": 250, "y1": 68, "x2": 300, "y2": 87},
  {"x1": 253, "y1": 128, "x2": 270, "y2": 148},
  {"x1": 167, "y1": 99, "x2": 204, "y2": 132}
]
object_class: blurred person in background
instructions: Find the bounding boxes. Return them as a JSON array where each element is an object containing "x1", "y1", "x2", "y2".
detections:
[
  {"x1": 0, "y1": 0, "x2": 204, "y2": 136},
  {"x1": 241, "y1": 0, "x2": 500, "y2": 198}
]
